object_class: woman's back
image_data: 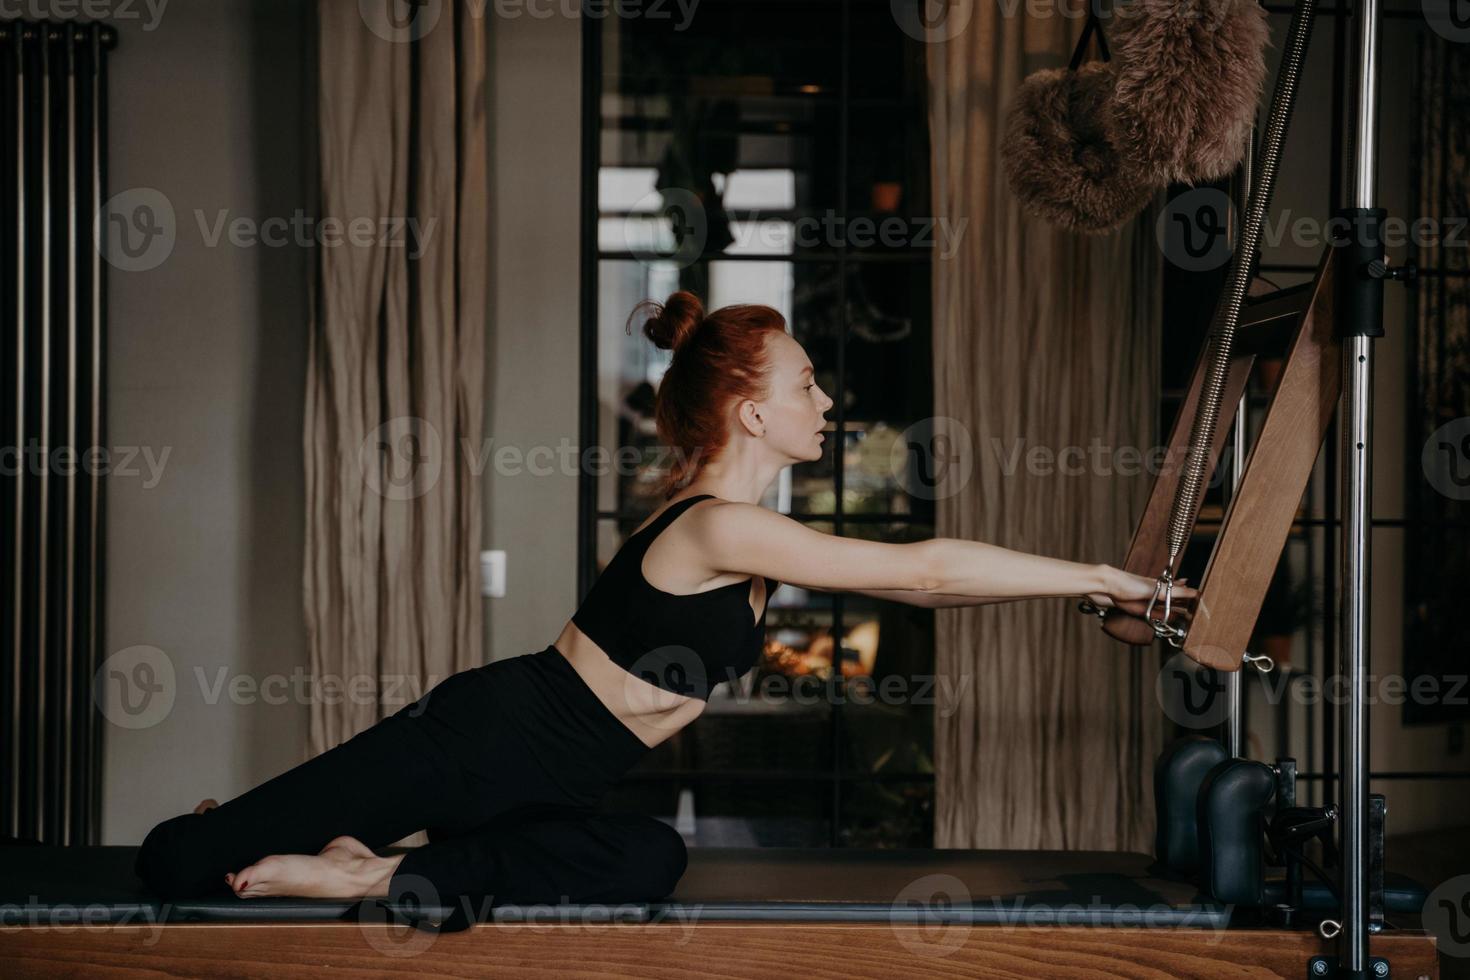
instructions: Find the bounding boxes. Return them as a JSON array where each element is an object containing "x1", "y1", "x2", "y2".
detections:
[{"x1": 552, "y1": 493, "x2": 774, "y2": 749}]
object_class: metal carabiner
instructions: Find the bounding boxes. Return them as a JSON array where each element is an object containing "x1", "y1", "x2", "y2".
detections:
[{"x1": 1143, "y1": 569, "x2": 1187, "y2": 645}]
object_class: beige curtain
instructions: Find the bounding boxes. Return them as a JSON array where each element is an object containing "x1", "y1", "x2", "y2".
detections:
[
  {"x1": 304, "y1": 1, "x2": 489, "y2": 757},
  {"x1": 926, "y1": 4, "x2": 1164, "y2": 852}
]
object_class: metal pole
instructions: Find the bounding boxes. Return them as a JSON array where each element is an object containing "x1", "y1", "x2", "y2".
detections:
[
  {"x1": 1226, "y1": 128, "x2": 1257, "y2": 761},
  {"x1": 1339, "y1": 0, "x2": 1381, "y2": 970}
]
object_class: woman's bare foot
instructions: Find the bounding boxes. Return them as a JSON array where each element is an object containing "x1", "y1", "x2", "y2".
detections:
[
  {"x1": 193, "y1": 798, "x2": 219, "y2": 815},
  {"x1": 225, "y1": 835, "x2": 403, "y2": 900}
]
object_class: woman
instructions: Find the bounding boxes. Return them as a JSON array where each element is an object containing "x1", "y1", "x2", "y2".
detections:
[{"x1": 134, "y1": 291, "x2": 1193, "y2": 930}]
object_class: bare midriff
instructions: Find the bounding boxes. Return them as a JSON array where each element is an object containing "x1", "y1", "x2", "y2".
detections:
[
  {"x1": 550, "y1": 496, "x2": 766, "y2": 750},
  {"x1": 550, "y1": 620, "x2": 706, "y2": 750}
]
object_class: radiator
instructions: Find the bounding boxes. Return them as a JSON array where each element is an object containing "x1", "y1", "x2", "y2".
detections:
[{"x1": 0, "y1": 19, "x2": 117, "y2": 845}]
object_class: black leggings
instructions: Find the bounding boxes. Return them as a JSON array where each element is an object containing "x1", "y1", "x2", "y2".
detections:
[{"x1": 134, "y1": 644, "x2": 680, "y2": 931}]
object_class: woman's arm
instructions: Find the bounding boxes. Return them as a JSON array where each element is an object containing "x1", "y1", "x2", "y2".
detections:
[
  {"x1": 804, "y1": 584, "x2": 1012, "y2": 609},
  {"x1": 922, "y1": 537, "x2": 1105, "y2": 600},
  {"x1": 690, "y1": 501, "x2": 1107, "y2": 601}
]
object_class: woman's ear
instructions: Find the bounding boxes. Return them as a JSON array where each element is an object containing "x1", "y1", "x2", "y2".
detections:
[{"x1": 734, "y1": 399, "x2": 764, "y2": 437}]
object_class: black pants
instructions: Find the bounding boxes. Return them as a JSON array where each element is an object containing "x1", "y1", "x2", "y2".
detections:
[{"x1": 134, "y1": 645, "x2": 681, "y2": 931}]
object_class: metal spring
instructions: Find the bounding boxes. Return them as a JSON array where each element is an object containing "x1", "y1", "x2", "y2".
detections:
[{"x1": 1162, "y1": 0, "x2": 1320, "y2": 577}]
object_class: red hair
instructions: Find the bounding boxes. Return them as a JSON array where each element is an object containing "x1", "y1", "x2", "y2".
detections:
[{"x1": 626, "y1": 291, "x2": 788, "y2": 500}]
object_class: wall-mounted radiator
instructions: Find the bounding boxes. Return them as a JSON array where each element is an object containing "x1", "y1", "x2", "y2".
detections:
[{"x1": 0, "y1": 20, "x2": 116, "y2": 845}]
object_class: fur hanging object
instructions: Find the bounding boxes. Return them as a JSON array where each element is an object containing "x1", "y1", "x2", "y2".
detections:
[
  {"x1": 1110, "y1": 0, "x2": 1271, "y2": 184},
  {"x1": 1000, "y1": 62, "x2": 1157, "y2": 235},
  {"x1": 1000, "y1": 0, "x2": 1269, "y2": 232}
]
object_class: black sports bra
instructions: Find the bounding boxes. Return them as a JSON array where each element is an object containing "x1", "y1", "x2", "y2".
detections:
[{"x1": 571, "y1": 493, "x2": 776, "y2": 701}]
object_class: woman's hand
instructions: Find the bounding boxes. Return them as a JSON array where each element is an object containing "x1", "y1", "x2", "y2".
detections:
[{"x1": 1085, "y1": 564, "x2": 1197, "y2": 625}]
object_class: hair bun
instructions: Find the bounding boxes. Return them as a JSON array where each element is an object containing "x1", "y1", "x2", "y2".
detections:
[{"x1": 635, "y1": 291, "x2": 705, "y2": 353}]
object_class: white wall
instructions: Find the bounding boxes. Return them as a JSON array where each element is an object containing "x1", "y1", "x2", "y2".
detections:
[
  {"x1": 93, "y1": 0, "x2": 312, "y2": 843},
  {"x1": 92, "y1": 0, "x2": 585, "y2": 844},
  {"x1": 482, "y1": 10, "x2": 584, "y2": 662}
]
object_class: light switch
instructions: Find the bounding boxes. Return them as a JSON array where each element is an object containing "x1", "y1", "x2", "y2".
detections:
[{"x1": 480, "y1": 550, "x2": 505, "y2": 598}]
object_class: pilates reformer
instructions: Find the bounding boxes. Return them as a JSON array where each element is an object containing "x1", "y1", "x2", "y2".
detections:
[
  {"x1": 0, "y1": 2, "x2": 1445, "y2": 978},
  {"x1": 1066, "y1": 0, "x2": 1434, "y2": 973}
]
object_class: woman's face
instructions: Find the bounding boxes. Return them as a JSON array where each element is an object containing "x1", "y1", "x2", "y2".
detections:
[{"x1": 758, "y1": 331, "x2": 833, "y2": 462}]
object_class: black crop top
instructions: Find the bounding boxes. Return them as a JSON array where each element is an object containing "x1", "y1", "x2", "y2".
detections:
[{"x1": 571, "y1": 493, "x2": 776, "y2": 700}]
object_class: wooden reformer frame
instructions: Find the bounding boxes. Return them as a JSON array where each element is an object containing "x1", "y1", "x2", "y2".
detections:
[{"x1": 1100, "y1": 245, "x2": 1339, "y2": 673}]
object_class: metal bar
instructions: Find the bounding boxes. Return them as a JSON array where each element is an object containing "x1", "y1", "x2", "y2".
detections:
[
  {"x1": 87, "y1": 22, "x2": 110, "y2": 843},
  {"x1": 829, "y1": 0, "x2": 851, "y2": 847},
  {"x1": 1298, "y1": 770, "x2": 1470, "y2": 781},
  {"x1": 1339, "y1": 0, "x2": 1382, "y2": 969},
  {"x1": 37, "y1": 20, "x2": 53, "y2": 842},
  {"x1": 61, "y1": 20, "x2": 78, "y2": 846},
  {"x1": 7, "y1": 20, "x2": 26, "y2": 842},
  {"x1": 577, "y1": 7, "x2": 601, "y2": 602},
  {"x1": 1226, "y1": 126, "x2": 1257, "y2": 759}
]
